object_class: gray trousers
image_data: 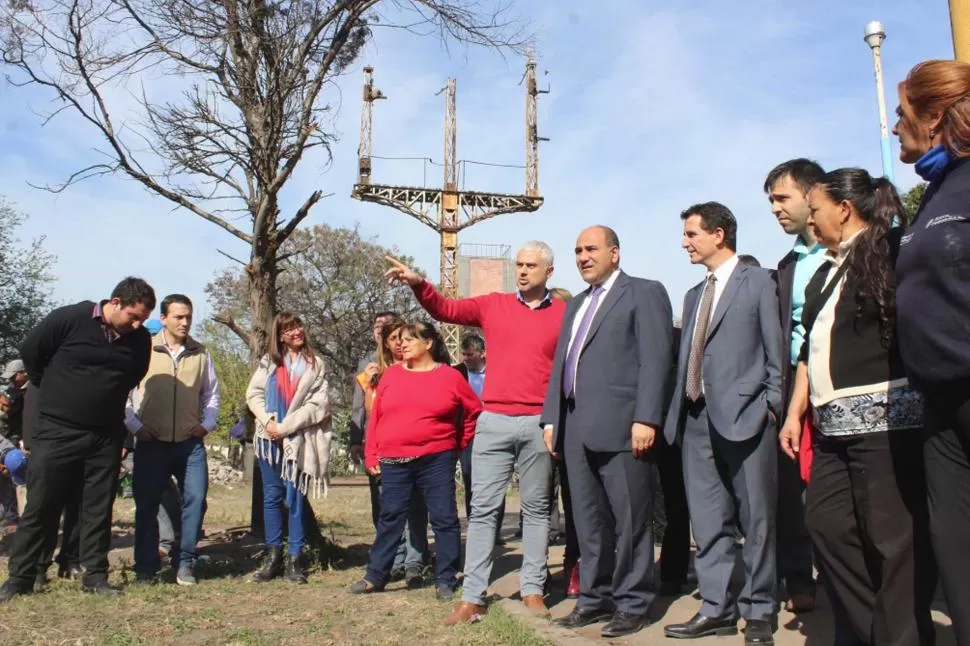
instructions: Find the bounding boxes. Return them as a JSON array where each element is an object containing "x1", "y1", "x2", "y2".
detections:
[
  {"x1": 564, "y1": 406, "x2": 656, "y2": 615},
  {"x1": 461, "y1": 411, "x2": 551, "y2": 604},
  {"x1": 683, "y1": 401, "x2": 778, "y2": 622}
]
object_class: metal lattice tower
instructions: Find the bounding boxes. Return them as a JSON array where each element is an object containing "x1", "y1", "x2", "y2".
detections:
[{"x1": 352, "y1": 56, "x2": 548, "y2": 358}]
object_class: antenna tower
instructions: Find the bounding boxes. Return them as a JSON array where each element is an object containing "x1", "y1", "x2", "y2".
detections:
[{"x1": 352, "y1": 56, "x2": 548, "y2": 357}]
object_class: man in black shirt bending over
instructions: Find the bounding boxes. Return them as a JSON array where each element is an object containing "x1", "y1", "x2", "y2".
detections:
[{"x1": 0, "y1": 277, "x2": 155, "y2": 601}]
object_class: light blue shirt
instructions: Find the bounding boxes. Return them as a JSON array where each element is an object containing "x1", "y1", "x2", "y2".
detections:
[
  {"x1": 467, "y1": 368, "x2": 486, "y2": 399},
  {"x1": 790, "y1": 240, "x2": 828, "y2": 366}
]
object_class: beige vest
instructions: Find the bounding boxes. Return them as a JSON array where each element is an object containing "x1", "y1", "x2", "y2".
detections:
[{"x1": 137, "y1": 332, "x2": 208, "y2": 443}]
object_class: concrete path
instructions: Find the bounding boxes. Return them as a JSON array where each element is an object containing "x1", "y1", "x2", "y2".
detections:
[{"x1": 487, "y1": 500, "x2": 955, "y2": 646}]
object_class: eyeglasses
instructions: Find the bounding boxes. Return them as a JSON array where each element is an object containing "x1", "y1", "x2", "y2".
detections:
[{"x1": 282, "y1": 326, "x2": 304, "y2": 336}]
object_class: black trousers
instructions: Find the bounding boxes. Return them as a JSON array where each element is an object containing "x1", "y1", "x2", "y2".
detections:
[
  {"x1": 7, "y1": 426, "x2": 123, "y2": 588},
  {"x1": 923, "y1": 382, "x2": 970, "y2": 646},
  {"x1": 656, "y1": 434, "x2": 690, "y2": 585},
  {"x1": 776, "y1": 440, "x2": 816, "y2": 597},
  {"x1": 805, "y1": 431, "x2": 936, "y2": 646},
  {"x1": 39, "y1": 485, "x2": 82, "y2": 570}
]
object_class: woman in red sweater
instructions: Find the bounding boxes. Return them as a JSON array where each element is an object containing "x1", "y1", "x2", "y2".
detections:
[{"x1": 350, "y1": 321, "x2": 482, "y2": 599}]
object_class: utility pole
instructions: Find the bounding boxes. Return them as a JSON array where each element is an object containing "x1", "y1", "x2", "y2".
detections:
[
  {"x1": 352, "y1": 57, "x2": 548, "y2": 357},
  {"x1": 864, "y1": 21, "x2": 895, "y2": 181},
  {"x1": 950, "y1": 0, "x2": 970, "y2": 61}
]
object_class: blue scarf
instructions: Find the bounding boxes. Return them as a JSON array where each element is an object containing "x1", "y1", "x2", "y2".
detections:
[
  {"x1": 915, "y1": 144, "x2": 953, "y2": 183},
  {"x1": 264, "y1": 370, "x2": 289, "y2": 424}
]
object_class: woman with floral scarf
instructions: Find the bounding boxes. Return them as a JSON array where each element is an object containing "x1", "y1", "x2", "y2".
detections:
[
  {"x1": 246, "y1": 312, "x2": 332, "y2": 584},
  {"x1": 778, "y1": 170, "x2": 935, "y2": 645}
]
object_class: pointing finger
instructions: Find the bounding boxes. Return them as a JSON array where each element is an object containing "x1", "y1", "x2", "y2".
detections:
[{"x1": 385, "y1": 255, "x2": 406, "y2": 269}]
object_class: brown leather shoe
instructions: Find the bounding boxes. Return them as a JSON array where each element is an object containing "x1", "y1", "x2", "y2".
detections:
[
  {"x1": 443, "y1": 601, "x2": 487, "y2": 626},
  {"x1": 522, "y1": 594, "x2": 551, "y2": 618}
]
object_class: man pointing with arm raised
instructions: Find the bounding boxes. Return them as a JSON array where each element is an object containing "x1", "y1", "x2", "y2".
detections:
[{"x1": 385, "y1": 243, "x2": 566, "y2": 624}]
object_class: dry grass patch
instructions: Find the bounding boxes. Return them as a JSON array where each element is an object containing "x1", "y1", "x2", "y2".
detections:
[{"x1": 0, "y1": 480, "x2": 549, "y2": 646}]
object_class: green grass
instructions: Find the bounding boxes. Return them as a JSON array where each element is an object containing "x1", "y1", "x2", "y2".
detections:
[{"x1": 0, "y1": 484, "x2": 549, "y2": 646}]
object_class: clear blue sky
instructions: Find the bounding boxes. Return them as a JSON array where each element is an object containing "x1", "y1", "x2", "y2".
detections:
[{"x1": 0, "y1": 0, "x2": 954, "y2": 321}]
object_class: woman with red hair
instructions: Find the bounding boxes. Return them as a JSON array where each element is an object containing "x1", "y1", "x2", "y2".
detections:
[{"x1": 893, "y1": 59, "x2": 970, "y2": 645}]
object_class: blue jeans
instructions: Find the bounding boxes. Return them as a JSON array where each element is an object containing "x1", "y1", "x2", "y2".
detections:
[
  {"x1": 257, "y1": 440, "x2": 305, "y2": 555},
  {"x1": 366, "y1": 451, "x2": 460, "y2": 588},
  {"x1": 158, "y1": 478, "x2": 182, "y2": 557},
  {"x1": 368, "y1": 473, "x2": 429, "y2": 570},
  {"x1": 133, "y1": 437, "x2": 208, "y2": 576}
]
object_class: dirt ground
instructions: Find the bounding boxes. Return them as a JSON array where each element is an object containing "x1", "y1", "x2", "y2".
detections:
[{"x1": 0, "y1": 481, "x2": 548, "y2": 646}]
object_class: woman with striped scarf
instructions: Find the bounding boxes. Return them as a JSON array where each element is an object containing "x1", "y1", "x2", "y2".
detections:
[{"x1": 246, "y1": 312, "x2": 332, "y2": 584}]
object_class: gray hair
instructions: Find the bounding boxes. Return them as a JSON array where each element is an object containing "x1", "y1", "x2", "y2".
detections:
[{"x1": 517, "y1": 240, "x2": 554, "y2": 266}]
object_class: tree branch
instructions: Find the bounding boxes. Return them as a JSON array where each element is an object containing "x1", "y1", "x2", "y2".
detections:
[
  {"x1": 278, "y1": 190, "x2": 333, "y2": 245},
  {"x1": 217, "y1": 249, "x2": 249, "y2": 267},
  {"x1": 211, "y1": 313, "x2": 251, "y2": 346}
]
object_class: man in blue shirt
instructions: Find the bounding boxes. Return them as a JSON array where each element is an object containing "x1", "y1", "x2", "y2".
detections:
[
  {"x1": 765, "y1": 159, "x2": 826, "y2": 614},
  {"x1": 461, "y1": 335, "x2": 486, "y2": 398}
]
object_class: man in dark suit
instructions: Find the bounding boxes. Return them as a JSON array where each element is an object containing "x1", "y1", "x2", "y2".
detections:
[
  {"x1": 541, "y1": 225, "x2": 673, "y2": 638},
  {"x1": 764, "y1": 159, "x2": 825, "y2": 613},
  {"x1": 663, "y1": 203, "x2": 783, "y2": 645}
]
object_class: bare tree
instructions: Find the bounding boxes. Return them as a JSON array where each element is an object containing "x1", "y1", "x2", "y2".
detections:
[{"x1": 1, "y1": 0, "x2": 526, "y2": 364}]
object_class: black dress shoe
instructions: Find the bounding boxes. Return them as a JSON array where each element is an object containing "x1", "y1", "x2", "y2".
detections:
[
  {"x1": 744, "y1": 619, "x2": 774, "y2": 645},
  {"x1": 0, "y1": 580, "x2": 30, "y2": 604},
  {"x1": 81, "y1": 581, "x2": 124, "y2": 597},
  {"x1": 664, "y1": 612, "x2": 738, "y2": 639},
  {"x1": 556, "y1": 607, "x2": 614, "y2": 629},
  {"x1": 602, "y1": 611, "x2": 650, "y2": 638}
]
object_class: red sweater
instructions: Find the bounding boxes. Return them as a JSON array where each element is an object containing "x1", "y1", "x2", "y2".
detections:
[
  {"x1": 412, "y1": 280, "x2": 566, "y2": 416},
  {"x1": 365, "y1": 364, "x2": 482, "y2": 471}
]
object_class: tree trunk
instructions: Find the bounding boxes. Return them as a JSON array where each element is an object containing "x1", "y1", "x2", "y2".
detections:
[
  {"x1": 247, "y1": 244, "x2": 275, "y2": 537},
  {"x1": 247, "y1": 242, "x2": 278, "y2": 369}
]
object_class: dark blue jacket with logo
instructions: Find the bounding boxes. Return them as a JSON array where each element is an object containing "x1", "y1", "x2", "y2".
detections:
[{"x1": 895, "y1": 157, "x2": 970, "y2": 391}]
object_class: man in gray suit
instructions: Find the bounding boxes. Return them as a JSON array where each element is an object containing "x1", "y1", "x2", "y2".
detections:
[
  {"x1": 663, "y1": 203, "x2": 782, "y2": 646},
  {"x1": 542, "y1": 225, "x2": 673, "y2": 638}
]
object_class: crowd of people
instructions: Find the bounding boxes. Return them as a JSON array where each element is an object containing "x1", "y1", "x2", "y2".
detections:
[{"x1": 0, "y1": 57, "x2": 968, "y2": 646}]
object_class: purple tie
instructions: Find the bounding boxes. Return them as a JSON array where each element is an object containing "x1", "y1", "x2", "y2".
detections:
[{"x1": 563, "y1": 285, "x2": 604, "y2": 398}]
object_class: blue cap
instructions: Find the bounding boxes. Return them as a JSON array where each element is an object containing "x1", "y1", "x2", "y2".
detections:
[
  {"x1": 4, "y1": 449, "x2": 27, "y2": 486},
  {"x1": 145, "y1": 319, "x2": 163, "y2": 335}
]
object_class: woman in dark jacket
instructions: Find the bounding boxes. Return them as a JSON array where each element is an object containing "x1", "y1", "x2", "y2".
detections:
[
  {"x1": 892, "y1": 59, "x2": 970, "y2": 646},
  {"x1": 779, "y1": 168, "x2": 935, "y2": 646}
]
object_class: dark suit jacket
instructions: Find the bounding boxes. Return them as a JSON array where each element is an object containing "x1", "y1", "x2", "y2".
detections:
[
  {"x1": 540, "y1": 271, "x2": 673, "y2": 453},
  {"x1": 665, "y1": 264, "x2": 784, "y2": 444},
  {"x1": 776, "y1": 249, "x2": 798, "y2": 411}
]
